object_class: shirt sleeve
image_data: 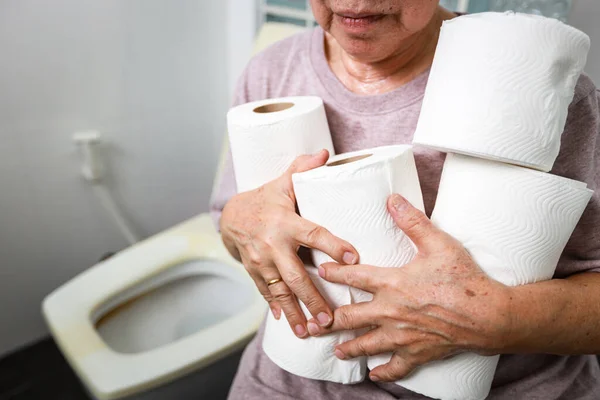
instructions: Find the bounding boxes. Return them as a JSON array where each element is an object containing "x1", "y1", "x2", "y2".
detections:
[
  {"x1": 552, "y1": 76, "x2": 600, "y2": 277},
  {"x1": 208, "y1": 67, "x2": 251, "y2": 230}
]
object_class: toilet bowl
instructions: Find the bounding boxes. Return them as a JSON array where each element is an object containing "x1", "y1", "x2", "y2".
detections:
[{"x1": 42, "y1": 214, "x2": 266, "y2": 400}]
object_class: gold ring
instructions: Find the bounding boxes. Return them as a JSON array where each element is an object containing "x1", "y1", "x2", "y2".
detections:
[{"x1": 267, "y1": 278, "x2": 283, "y2": 287}]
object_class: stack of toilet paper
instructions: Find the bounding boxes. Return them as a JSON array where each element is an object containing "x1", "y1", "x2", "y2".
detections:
[
  {"x1": 399, "y1": 12, "x2": 593, "y2": 400},
  {"x1": 226, "y1": 11, "x2": 594, "y2": 399}
]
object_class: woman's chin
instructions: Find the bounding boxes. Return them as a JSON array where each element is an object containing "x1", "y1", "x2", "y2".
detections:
[
  {"x1": 332, "y1": 34, "x2": 394, "y2": 63},
  {"x1": 328, "y1": 20, "x2": 400, "y2": 60}
]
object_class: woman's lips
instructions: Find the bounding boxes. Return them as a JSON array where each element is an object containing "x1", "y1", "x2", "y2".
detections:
[{"x1": 335, "y1": 13, "x2": 384, "y2": 32}]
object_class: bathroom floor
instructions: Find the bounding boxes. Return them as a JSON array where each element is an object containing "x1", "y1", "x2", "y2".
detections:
[
  {"x1": 0, "y1": 337, "x2": 88, "y2": 399},
  {"x1": 0, "y1": 337, "x2": 243, "y2": 400}
]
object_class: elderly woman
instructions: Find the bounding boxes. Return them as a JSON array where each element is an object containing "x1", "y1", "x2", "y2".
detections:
[{"x1": 211, "y1": 1, "x2": 600, "y2": 399}]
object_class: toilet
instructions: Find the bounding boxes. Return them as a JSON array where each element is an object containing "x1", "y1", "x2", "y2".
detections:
[
  {"x1": 42, "y1": 21, "x2": 305, "y2": 400},
  {"x1": 42, "y1": 214, "x2": 266, "y2": 399}
]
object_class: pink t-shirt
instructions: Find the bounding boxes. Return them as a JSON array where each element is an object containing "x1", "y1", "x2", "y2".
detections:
[{"x1": 211, "y1": 28, "x2": 600, "y2": 399}]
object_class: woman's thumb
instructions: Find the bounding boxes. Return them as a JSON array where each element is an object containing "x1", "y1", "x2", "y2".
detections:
[
  {"x1": 287, "y1": 149, "x2": 330, "y2": 174},
  {"x1": 388, "y1": 194, "x2": 439, "y2": 252}
]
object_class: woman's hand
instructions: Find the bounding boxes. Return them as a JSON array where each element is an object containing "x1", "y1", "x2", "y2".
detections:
[
  {"x1": 313, "y1": 194, "x2": 513, "y2": 382},
  {"x1": 220, "y1": 150, "x2": 360, "y2": 338}
]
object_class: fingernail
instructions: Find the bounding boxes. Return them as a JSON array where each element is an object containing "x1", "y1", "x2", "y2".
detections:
[
  {"x1": 318, "y1": 265, "x2": 326, "y2": 278},
  {"x1": 312, "y1": 149, "x2": 324, "y2": 157},
  {"x1": 271, "y1": 306, "x2": 281, "y2": 320},
  {"x1": 334, "y1": 349, "x2": 346, "y2": 359},
  {"x1": 294, "y1": 324, "x2": 307, "y2": 337},
  {"x1": 370, "y1": 375, "x2": 380, "y2": 382},
  {"x1": 343, "y1": 252, "x2": 357, "y2": 265},
  {"x1": 307, "y1": 321, "x2": 319, "y2": 336},
  {"x1": 391, "y1": 194, "x2": 408, "y2": 212},
  {"x1": 317, "y1": 312, "x2": 331, "y2": 327}
]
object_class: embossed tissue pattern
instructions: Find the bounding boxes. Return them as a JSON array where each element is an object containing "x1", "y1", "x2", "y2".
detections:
[{"x1": 412, "y1": 12, "x2": 589, "y2": 172}]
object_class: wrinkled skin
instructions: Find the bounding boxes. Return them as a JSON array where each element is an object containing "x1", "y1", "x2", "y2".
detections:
[
  {"x1": 311, "y1": 0, "x2": 454, "y2": 94},
  {"x1": 220, "y1": 150, "x2": 359, "y2": 338}
]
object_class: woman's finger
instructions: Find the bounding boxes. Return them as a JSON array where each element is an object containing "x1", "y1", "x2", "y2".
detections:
[
  {"x1": 285, "y1": 150, "x2": 329, "y2": 175},
  {"x1": 265, "y1": 268, "x2": 309, "y2": 338},
  {"x1": 369, "y1": 352, "x2": 416, "y2": 382},
  {"x1": 387, "y1": 194, "x2": 446, "y2": 253},
  {"x1": 273, "y1": 252, "x2": 333, "y2": 332},
  {"x1": 292, "y1": 216, "x2": 359, "y2": 265},
  {"x1": 240, "y1": 252, "x2": 281, "y2": 320},
  {"x1": 246, "y1": 266, "x2": 281, "y2": 320},
  {"x1": 369, "y1": 345, "x2": 453, "y2": 382},
  {"x1": 327, "y1": 301, "x2": 380, "y2": 331},
  {"x1": 319, "y1": 262, "x2": 389, "y2": 293},
  {"x1": 335, "y1": 328, "x2": 396, "y2": 359}
]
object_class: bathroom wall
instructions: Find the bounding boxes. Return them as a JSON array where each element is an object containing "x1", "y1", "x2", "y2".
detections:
[
  {"x1": 570, "y1": 0, "x2": 600, "y2": 85},
  {"x1": 228, "y1": 0, "x2": 258, "y2": 95},
  {"x1": 0, "y1": 0, "x2": 229, "y2": 356}
]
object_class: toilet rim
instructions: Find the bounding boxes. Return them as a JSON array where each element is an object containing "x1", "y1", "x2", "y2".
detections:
[
  {"x1": 42, "y1": 217, "x2": 266, "y2": 400},
  {"x1": 91, "y1": 254, "x2": 250, "y2": 325}
]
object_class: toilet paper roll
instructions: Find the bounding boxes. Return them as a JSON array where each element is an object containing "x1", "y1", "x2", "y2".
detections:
[
  {"x1": 413, "y1": 12, "x2": 590, "y2": 172},
  {"x1": 228, "y1": 95, "x2": 348, "y2": 381},
  {"x1": 291, "y1": 145, "x2": 425, "y2": 379},
  {"x1": 432, "y1": 153, "x2": 592, "y2": 286},
  {"x1": 391, "y1": 153, "x2": 593, "y2": 400},
  {"x1": 227, "y1": 96, "x2": 335, "y2": 193},
  {"x1": 262, "y1": 266, "x2": 365, "y2": 384}
]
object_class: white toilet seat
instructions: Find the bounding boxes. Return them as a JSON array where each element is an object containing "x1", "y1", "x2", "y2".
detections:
[{"x1": 42, "y1": 214, "x2": 266, "y2": 400}]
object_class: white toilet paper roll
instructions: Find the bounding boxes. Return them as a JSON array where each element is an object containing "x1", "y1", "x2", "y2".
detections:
[
  {"x1": 432, "y1": 154, "x2": 593, "y2": 286},
  {"x1": 392, "y1": 153, "x2": 593, "y2": 400},
  {"x1": 227, "y1": 96, "x2": 335, "y2": 193},
  {"x1": 228, "y1": 96, "x2": 350, "y2": 382},
  {"x1": 413, "y1": 12, "x2": 590, "y2": 172},
  {"x1": 288, "y1": 145, "x2": 425, "y2": 380}
]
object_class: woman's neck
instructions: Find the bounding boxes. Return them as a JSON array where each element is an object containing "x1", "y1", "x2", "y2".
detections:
[{"x1": 325, "y1": 7, "x2": 456, "y2": 95}]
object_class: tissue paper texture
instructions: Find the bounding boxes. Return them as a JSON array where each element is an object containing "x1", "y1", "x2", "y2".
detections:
[
  {"x1": 293, "y1": 146, "x2": 425, "y2": 297},
  {"x1": 393, "y1": 154, "x2": 593, "y2": 400},
  {"x1": 413, "y1": 12, "x2": 590, "y2": 172},
  {"x1": 432, "y1": 154, "x2": 592, "y2": 286},
  {"x1": 285, "y1": 145, "x2": 424, "y2": 380},
  {"x1": 396, "y1": 353, "x2": 501, "y2": 400},
  {"x1": 227, "y1": 96, "x2": 335, "y2": 193}
]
